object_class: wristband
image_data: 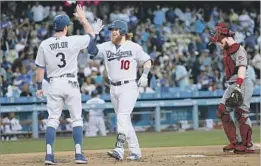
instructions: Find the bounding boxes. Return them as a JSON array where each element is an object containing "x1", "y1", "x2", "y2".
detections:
[
  {"x1": 235, "y1": 77, "x2": 243, "y2": 86},
  {"x1": 36, "y1": 82, "x2": 42, "y2": 90}
]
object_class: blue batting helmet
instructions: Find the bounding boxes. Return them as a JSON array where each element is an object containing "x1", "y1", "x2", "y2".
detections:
[
  {"x1": 108, "y1": 20, "x2": 128, "y2": 35},
  {"x1": 53, "y1": 14, "x2": 72, "y2": 31}
]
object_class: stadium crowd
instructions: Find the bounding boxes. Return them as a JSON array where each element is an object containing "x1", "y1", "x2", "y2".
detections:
[{"x1": 0, "y1": 1, "x2": 260, "y2": 97}]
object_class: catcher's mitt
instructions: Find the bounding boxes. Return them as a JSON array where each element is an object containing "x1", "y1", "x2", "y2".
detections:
[{"x1": 225, "y1": 87, "x2": 243, "y2": 107}]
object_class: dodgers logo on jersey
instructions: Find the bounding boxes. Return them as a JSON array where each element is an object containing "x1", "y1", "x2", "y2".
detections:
[{"x1": 106, "y1": 50, "x2": 132, "y2": 61}]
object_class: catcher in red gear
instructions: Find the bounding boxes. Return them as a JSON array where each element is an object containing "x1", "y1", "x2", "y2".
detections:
[{"x1": 210, "y1": 23, "x2": 255, "y2": 154}]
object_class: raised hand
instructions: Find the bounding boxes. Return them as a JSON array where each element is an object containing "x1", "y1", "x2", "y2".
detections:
[
  {"x1": 92, "y1": 18, "x2": 104, "y2": 35},
  {"x1": 73, "y1": 4, "x2": 86, "y2": 22}
]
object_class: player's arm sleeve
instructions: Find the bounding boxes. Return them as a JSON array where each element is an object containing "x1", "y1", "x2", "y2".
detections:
[
  {"x1": 235, "y1": 47, "x2": 247, "y2": 67},
  {"x1": 135, "y1": 45, "x2": 152, "y2": 66},
  {"x1": 235, "y1": 47, "x2": 247, "y2": 83},
  {"x1": 74, "y1": 34, "x2": 93, "y2": 50},
  {"x1": 35, "y1": 44, "x2": 46, "y2": 68},
  {"x1": 87, "y1": 35, "x2": 99, "y2": 55},
  {"x1": 88, "y1": 43, "x2": 104, "y2": 59}
]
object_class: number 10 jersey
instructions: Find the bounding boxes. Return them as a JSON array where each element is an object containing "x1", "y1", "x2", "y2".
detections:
[{"x1": 96, "y1": 40, "x2": 151, "y2": 82}]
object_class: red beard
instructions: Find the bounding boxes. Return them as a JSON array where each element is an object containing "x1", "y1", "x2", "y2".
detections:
[{"x1": 111, "y1": 35, "x2": 123, "y2": 44}]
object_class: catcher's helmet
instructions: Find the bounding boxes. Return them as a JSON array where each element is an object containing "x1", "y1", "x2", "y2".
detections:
[
  {"x1": 209, "y1": 23, "x2": 235, "y2": 43},
  {"x1": 108, "y1": 20, "x2": 128, "y2": 35},
  {"x1": 53, "y1": 14, "x2": 72, "y2": 31}
]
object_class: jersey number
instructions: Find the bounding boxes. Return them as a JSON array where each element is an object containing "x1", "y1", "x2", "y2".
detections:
[
  {"x1": 56, "y1": 53, "x2": 66, "y2": 68},
  {"x1": 120, "y1": 60, "x2": 130, "y2": 70}
]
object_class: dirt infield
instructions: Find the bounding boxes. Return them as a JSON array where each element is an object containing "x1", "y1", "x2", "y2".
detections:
[{"x1": 1, "y1": 145, "x2": 260, "y2": 166}]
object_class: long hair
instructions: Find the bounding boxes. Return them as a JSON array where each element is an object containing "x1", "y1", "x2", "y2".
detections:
[{"x1": 126, "y1": 33, "x2": 133, "y2": 40}]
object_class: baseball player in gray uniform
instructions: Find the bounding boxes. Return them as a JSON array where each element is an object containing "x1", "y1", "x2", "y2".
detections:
[
  {"x1": 210, "y1": 23, "x2": 255, "y2": 154},
  {"x1": 35, "y1": 5, "x2": 102, "y2": 165},
  {"x1": 88, "y1": 20, "x2": 152, "y2": 161},
  {"x1": 86, "y1": 90, "x2": 107, "y2": 137}
]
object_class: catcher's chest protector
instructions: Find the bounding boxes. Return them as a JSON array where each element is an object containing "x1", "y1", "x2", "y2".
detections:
[{"x1": 223, "y1": 44, "x2": 240, "y2": 80}]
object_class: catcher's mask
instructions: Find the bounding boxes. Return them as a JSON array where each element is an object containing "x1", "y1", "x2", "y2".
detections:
[{"x1": 209, "y1": 23, "x2": 235, "y2": 44}]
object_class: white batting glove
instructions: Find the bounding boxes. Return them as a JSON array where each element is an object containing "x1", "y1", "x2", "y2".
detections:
[
  {"x1": 36, "y1": 89, "x2": 44, "y2": 98},
  {"x1": 92, "y1": 18, "x2": 104, "y2": 35},
  {"x1": 138, "y1": 74, "x2": 148, "y2": 87}
]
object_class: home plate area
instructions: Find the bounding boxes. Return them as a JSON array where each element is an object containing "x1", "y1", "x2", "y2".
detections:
[{"x1": 1, "y1": 145, "x2": 260, "y2": 166}]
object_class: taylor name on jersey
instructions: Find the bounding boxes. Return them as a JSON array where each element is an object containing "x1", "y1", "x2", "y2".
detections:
[{"x1": 49, "y1": 42, "x2": 68, "y2": 50}]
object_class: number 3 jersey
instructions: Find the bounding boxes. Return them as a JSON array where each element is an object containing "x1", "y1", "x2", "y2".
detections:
[
  {"x1": 35, "y1": 34, "x2": 91, "y2": 78},
  {"x1": 96, "y1": 40, "x2": 151, "y2": 82}
]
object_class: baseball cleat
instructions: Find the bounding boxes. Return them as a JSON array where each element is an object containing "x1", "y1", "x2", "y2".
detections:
[
  {"x1": 223, "y1": 143, "x2": 235, "y2": 152},
  {"x1": 107, "y1": 150, "x2": 124, "y2": 161},
  {"x1": 44, "y1": 154, "x2": 57, "y2": 165},
  {"x1": 234, "y1": 145, "x2": 255, "y2": 154},
  {"x1": 127, "y1": 153, "x2": 141, "y2": 161},
  {"x1": 75, "y1": 153, "x2": 88, "y2": 164}
]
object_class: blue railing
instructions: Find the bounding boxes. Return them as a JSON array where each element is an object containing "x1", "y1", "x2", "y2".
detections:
[
  {"x1": 1, "y1": 96, "x2": 260, "y2": 139},
  {"x1": 1, "y1": 87, "x2": 260, "y2": 104}
]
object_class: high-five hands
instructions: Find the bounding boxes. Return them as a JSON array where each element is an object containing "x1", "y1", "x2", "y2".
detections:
[
  {"x1": 73, "y1": 4, "x2": 86, "y2": 22},
  {"x1": 92, "y1": 19, "x2": 104, "y2": 35}
]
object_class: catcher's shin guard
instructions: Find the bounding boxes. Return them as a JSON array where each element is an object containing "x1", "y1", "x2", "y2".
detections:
[
  {"x1": 217, "y1": 104, "x2": 237, "y2": 147},
  {"x1": 234, "y1": 108, "x2": 254, "y2": 153}
]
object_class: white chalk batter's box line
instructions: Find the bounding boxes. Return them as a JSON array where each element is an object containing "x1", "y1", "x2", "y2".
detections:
[{"x1": 173, "y1": 155, "x2": 206, "y2": 158}]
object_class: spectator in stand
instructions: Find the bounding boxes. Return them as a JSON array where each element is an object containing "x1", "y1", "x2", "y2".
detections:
[
  {"x1": 174, "y1": 61, "x2": 190, "y2": 90},
  {"x1": 0, "y1": 1, "x2": 260, "y2": 97},
  {"x1": 148, "y1": 67, "x2": 159, "y2": 91},
  {"x1": 31, "y1": 2, "x2": 45, "y2": 24},
  {"x1": 9, "y1": 112, "x2": 22, "y2": 131},
  {"x1": 5, "y1": 66, "x2": 13, "y2": 86},
  {"x1": 81, "y1": 77, "x2": 96, "y2": 95},
  {"x1": 84, "y1": 6, "x2": 95, "y2": 23},
  {"x1": 56, "y1": 5, "x2": 66, "y2": 16},
  {"x1": 15, "y1": 39, "x2": 26, "y2": 57},
  {"x1": 213, "y1": 68, "x2": 224, "y2": 90},
  {"x1": 197, "y1": 66, "x2": 212, "y2": 91},
  {"x1": 238, "y1": 9, "x2": 255, "y2": 33},
  {"x1": 153, "y1": 5, "x2": 166, "y2": 26},
  {"x1": 20, "y1": 82, "x2": 32, "y2": 97},
  {"x1": 194, "y1": 15, "x2": 205, "y2": 34},
  {"x1": 16, "y1": 66, "x2": 31, "y2": 89},
  {"x1": 118, "y1": 8, "x2": 130, "y2": 23},
  {"x1": 1, "y1": 113, "x2": 11, "y2": 141},
  {"x1": 37, "y1": 23, "x2": 48, "y2": 41}
]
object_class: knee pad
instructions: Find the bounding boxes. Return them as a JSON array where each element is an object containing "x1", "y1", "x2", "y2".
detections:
[
  {"x1": 115, "y1": 133, "x2": 126, "y2": 148},
  {"x1": 235, "y1": 108, "x2": 253, "y2": 147},
  {"x1": 235, "y1": 108, "x2": 248, "y2": 124},
  {"x1": 71, "y1": 118, "x2": 83, "y2": 128},
  {"x1": 47, "y1": 118, "x2": 60, "y2": 129},
  {"x1": 217, "y1": 104, "x2": 237, "y2": 144}
]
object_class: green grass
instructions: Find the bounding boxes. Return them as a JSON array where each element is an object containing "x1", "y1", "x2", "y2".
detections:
[{"x1": 0, "y1": 127, "x2": 260, "y2": 154}]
